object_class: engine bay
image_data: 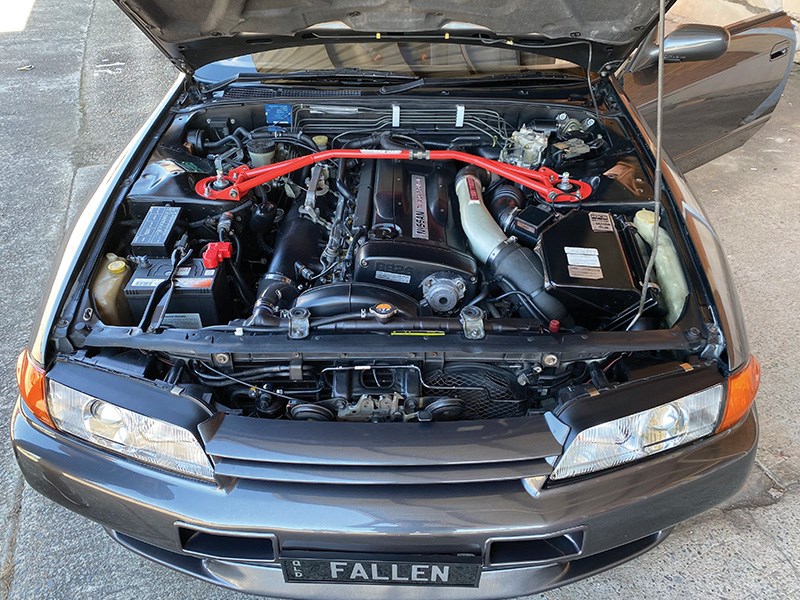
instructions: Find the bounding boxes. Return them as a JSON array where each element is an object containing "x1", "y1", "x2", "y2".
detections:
[{"x1": 79, "y1": 95, "x2": 698, "y2": 423}]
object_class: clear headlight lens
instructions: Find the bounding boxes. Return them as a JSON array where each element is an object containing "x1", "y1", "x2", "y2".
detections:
[
  {"x1": 47, "y1": 380, "x2": 215, "y2": 482},
  {"x1": 549, "y1": 385, "x2": 724, "y2": 480}
]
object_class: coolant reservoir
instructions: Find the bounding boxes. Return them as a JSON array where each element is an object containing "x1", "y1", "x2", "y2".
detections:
[
  {"x1": 633, "y1": 210, "x2": 689, "y2": 326},
  {"x1": 92, "y1": 253, "x2": 133, "y2": 325}
]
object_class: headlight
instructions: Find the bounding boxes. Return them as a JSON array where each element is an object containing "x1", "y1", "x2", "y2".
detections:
[
  {"x1": 47, "y1": 380, "x2": 215, "y2": 482},
  {"x1": 549, "y1": 384, "x2": 724, "y2": 480}
]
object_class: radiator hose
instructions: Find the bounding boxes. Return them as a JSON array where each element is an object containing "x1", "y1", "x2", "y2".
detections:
[{"x1": 454, "y1": 167, "x2": 573, "y2": 327}]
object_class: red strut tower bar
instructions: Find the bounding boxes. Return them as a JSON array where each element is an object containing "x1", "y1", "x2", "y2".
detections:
[{"x1": 195, "y1": 149, "x2": 592, "y2": 203}]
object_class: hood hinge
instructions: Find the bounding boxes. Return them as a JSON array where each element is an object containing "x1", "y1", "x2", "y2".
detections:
[{"x1": 599, "y1": 60, "x2": 624, "y2": 77}]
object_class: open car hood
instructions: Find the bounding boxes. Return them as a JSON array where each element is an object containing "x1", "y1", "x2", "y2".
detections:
[{"x1": 113, "y1": 0, "x2": 674, "y2": 74}]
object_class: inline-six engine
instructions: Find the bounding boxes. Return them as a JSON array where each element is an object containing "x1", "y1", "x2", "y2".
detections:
[{"x1": 352, "y1": 160, "x2": 479, "y2": 312}]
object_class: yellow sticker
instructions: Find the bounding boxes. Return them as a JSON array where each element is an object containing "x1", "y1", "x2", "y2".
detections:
[{"x1": 390, "y1": 331, "x2": 446, "y2": 337}]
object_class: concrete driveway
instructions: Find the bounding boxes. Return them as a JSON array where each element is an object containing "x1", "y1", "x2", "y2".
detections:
[{"x1": 0, "y1": 1, "x2": 798, "y2": 598}]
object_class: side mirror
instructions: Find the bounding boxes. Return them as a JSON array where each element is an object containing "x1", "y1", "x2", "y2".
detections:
[{"x1": 630, "y1": 24, "x2": 730, "y2": 72}]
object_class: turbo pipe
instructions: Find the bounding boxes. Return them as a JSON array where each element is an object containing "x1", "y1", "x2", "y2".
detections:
[
  {"x1": 454, "y1": 167, "x2": 573, "y2": 326},
  {"x1": 453, "y1": 167, "x2": 507, "y2": 263}
]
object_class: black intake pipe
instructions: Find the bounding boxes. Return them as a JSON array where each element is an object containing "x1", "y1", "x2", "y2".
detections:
[
  {"x1": 489, "y1": 241, "x2": 573, "y2": 326},
  {"x1": 246, "y1": 202, "x2": 326, "y2": 325},
  {"x1": 488, "y1": 185, "x2": 527, "y2": 231}
]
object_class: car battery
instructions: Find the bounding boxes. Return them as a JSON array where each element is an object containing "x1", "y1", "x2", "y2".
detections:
[
  {"x1": 124, "y1": 258, "x2": 230, "y2": 327},
  {"x1": 539, "y1": 210, "x2": 657, "y2": 323}
]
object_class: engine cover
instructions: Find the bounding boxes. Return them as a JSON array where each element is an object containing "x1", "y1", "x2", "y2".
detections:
[{"x1": 353, "y1": 160, "x2": 479, "y2": 311}]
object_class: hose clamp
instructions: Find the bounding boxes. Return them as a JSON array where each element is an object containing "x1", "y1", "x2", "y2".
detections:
[{"x1": 486, "y1": 237, "x2": 518, "y2": 268}]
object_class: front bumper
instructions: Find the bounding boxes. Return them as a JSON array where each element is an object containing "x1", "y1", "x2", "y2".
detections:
[{"x1": 12, "y1": 400, "x2": 757, "y2": 600}]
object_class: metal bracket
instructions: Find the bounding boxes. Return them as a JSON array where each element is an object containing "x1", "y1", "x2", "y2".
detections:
[
  {"x1": 211, "y1": 352, "x2": 232, "y2": 366},
  {"x1": 700, "y1": 323, "x2": 724, "y2": 360},
  {"x1": 298, "y1": 164, "x2": 331, "y2": 227},
  {"x1": 289, "y1": 357, "x2": 304, "y2": 381},
  {"x1": 286, "y1": 307, "x2": 311, "y2": 340},
  {"x1": 460, "y1": 306, "x2": 486, "y2": 340}
]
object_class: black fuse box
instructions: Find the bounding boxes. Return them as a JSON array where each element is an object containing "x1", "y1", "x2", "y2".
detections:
[
  {"x1": 124, "y1": 258, "x2": 230, "y2": 327},
  {"x1": 131, "y1": 206, "x2": 182, "y2": 257},
  {"x1": 539, "y1": 210, "x2": 657, "y2": 324}
]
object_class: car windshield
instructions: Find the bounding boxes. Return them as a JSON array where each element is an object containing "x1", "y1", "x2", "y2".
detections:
[{"x1": 250, "y1": 42, "x2": 581, "y2": 76}]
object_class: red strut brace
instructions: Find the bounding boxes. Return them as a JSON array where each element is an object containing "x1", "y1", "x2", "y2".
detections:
[{"x1": 194, "y1": 149, "x2": 592, "y2": 203}]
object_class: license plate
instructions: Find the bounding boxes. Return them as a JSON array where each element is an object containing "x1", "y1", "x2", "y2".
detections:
[{"x1": 281, "y1": 558, "x2": 481, "y2": 587}]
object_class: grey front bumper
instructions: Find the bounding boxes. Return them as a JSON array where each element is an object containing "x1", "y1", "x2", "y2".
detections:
[{"x1": 12, "y1": 400, "x2": 757, "y2": 600}]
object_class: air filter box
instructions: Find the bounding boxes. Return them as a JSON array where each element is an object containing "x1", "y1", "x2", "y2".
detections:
[{"x1": 539, "y1": 210, "x2": 656, "y2": 323}]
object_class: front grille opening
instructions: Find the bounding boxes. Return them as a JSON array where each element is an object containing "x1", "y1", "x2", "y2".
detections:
[
  {"x1": 280, "y1": 541, "x2": 482, "y2": 557},
  {"x1": 178, "y1": 527, "x2": 276, "y2": 563},
  {"x1": 488, "y1": 530, "x2": 584, "y2": 566}
]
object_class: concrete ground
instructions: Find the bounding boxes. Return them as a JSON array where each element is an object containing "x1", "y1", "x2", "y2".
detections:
[{"x1": 0, "y1": 1, "x2": 798, "y2": 598}]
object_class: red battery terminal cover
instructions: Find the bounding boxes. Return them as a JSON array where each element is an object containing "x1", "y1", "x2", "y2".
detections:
[{"x1": 202, "y1": 242, "x2": 233, "y2": 269}]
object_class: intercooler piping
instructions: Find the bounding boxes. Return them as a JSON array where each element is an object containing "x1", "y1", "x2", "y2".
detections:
[
  {"x1": 245, "y1": 201, "x2": 327, "y2": 326},
  {"x1": 454, "y1": 167, "x2": 573, "y2": 327}
]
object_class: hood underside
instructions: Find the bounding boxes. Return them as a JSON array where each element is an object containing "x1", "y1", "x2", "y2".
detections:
[{"x1": 114, "y1": 0, "x2": 673, "y2": 73}]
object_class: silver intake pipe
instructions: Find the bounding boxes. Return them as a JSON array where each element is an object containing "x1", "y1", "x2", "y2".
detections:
[
  {"x1": 454, "y1": 167, "x2": 573, "y2": 326},
  {"x1": 454, "y1": 169, "x2": 508, "y2": 263}
]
